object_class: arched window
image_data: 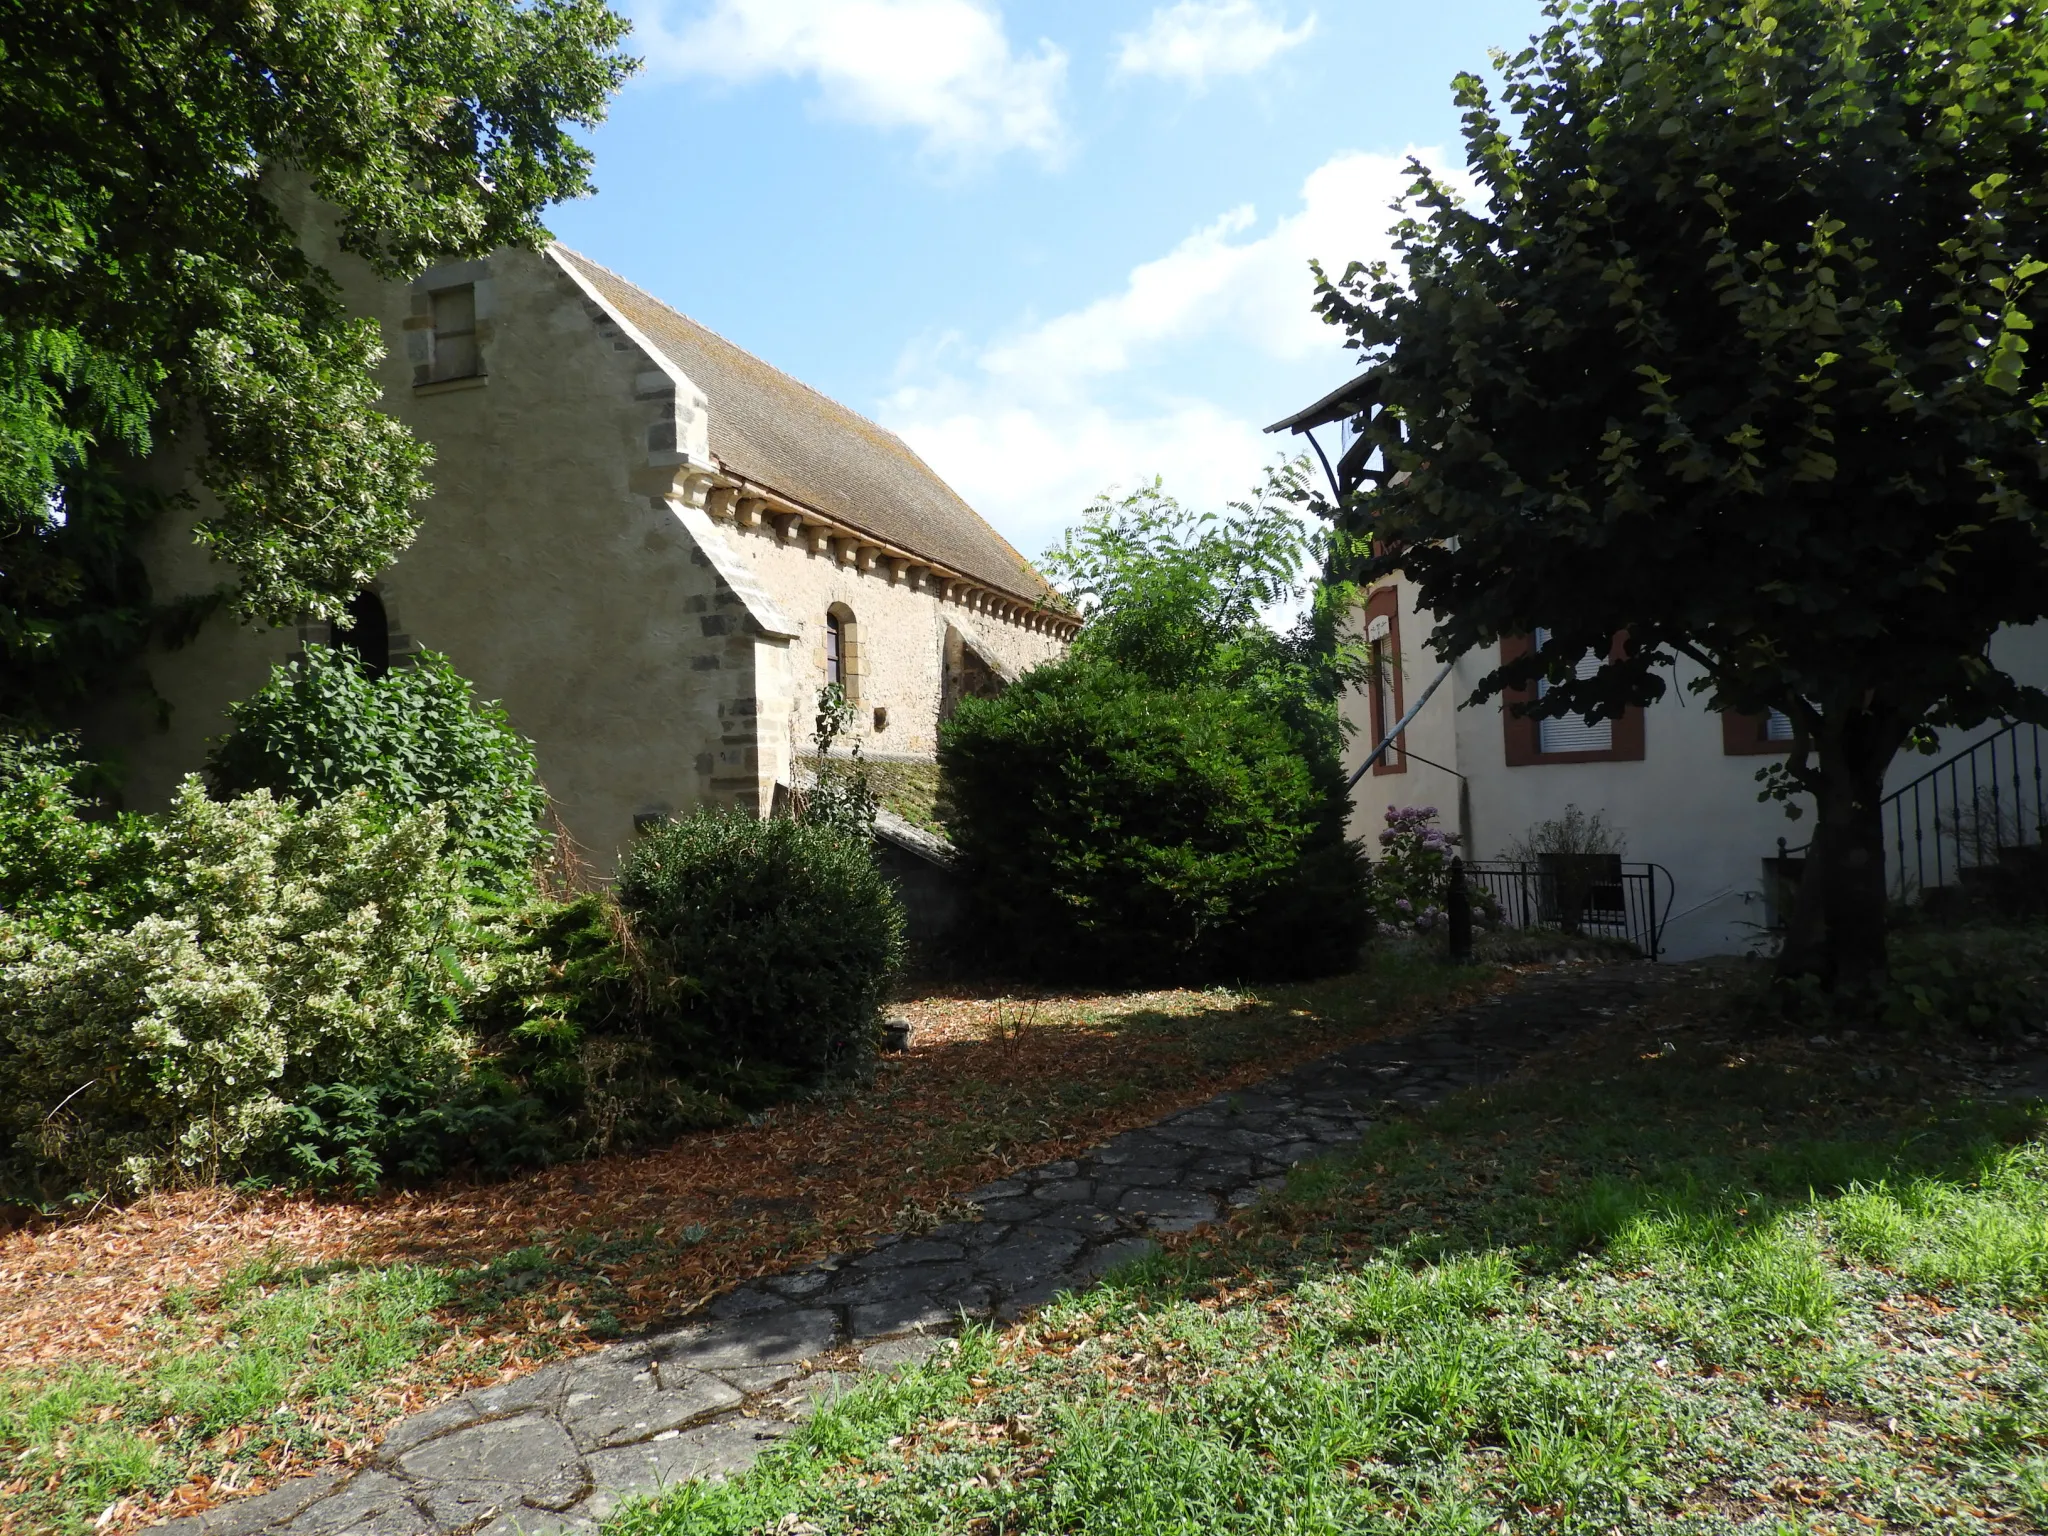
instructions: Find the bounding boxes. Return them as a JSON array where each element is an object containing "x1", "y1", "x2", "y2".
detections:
[
  {"x1": 824, "y1": 604, "x2": 859, "y2": 701},
  {"x1": 332, "y1": 588, "x2": 391, "y2": 680}
]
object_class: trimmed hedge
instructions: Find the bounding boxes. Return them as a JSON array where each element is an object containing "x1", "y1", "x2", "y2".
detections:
[
  {"x1": 940, "y1": 658, "x2": 1367, "y2": 984},
  {"x1": 617, "y1": 810, "x2": 906, "y2": 1078}
]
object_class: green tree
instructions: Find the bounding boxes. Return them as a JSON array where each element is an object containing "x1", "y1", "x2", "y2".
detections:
[
  {"x1": 1317, "y1": 0, "x2": 2048, "y2": 994},
  {"x1": 0, "y1": 0, "x2": 635, "y2": 726},
  {"x1": 941, "y1": 467, "x2": 1369, "y2": 983},
  {"x1": 1044, "y1": 462, "x2": 1358, "y2": 740}
]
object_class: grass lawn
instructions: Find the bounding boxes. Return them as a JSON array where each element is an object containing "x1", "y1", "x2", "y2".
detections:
[
  {"x1": 0, "y1": 949, "x2": 1501, "y2": 1535},
  {"x1": 614, "y1": 954, "x2": 2048, "y2": 1535}
]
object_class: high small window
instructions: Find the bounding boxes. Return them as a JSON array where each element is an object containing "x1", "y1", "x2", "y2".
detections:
[
  {"x1": 824, "y1": 610, "x2": 843, "y2": 687},
  {"x1": 429, "y1": 284, "x2": 479, "y2": 381}
]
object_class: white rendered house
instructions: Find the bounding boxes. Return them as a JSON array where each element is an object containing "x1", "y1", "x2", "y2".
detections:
[{"x1": 1272, "y1": 382, "x2": 2048, "y2": 960}]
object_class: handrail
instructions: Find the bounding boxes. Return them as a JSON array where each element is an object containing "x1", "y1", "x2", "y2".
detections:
[
  {"x1": 1462, "y1": 859, "x2": 1674, "y2": 960},
  {"x1": 1878, "y1": 719, "x2": 2045, "y2": 902}
]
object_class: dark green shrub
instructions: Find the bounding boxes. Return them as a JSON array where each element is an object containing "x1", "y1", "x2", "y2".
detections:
[
  {"x1": 1881, "y1": 925, "x2": 2048, "y2": 1037},
  {"x1": 0, "y1": 732, "x2": 156, "y2": 937},
  {"x1": 617, "y1": 811, "x2": 906, "y2": 1077},
  {"x1": 205, "y1": 645, "x2": 547, "y2": 881},
  {"x1": 940, "y1": 658, "x2": 1368, "y2": 984}
]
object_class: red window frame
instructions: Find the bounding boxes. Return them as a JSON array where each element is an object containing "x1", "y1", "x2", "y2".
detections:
[
  {"x1": 1500, "y1": 633, "x2": 1645, "y2": 766},
  {"x1": 1363, "y1": 585, "x2": 1406, "y2": 775}
]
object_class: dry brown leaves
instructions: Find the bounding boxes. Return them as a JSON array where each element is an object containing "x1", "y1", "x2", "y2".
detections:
[{"x1": 0, "y1": 967, "x2": 1512, "y2": 1533}]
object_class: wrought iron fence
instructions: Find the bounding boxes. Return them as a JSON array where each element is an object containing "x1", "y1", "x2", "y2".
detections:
[
  {"x1": 1882, "y1": 720, "x2": 2046, "y2": 903},
  {"x1": 1461, "y1": 859, "x2": 1675, "y2": 959}
]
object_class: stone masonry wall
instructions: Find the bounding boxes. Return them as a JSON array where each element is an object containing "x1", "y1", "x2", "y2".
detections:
[
  {"x1": 715, "y1": 523, "x2": 1067, "y2": 765},
  {"x1": 96, "y1": 205, "x2": 782, "y2": 873}
]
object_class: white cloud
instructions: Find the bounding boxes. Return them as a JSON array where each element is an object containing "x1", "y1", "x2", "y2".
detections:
[
  {"x1": 1114, "y1": 1, "x2": 1316, "y2": 88},
  {"x1": 882, "y1": 151, "x2": 1448, "y2": 558},
  {"x1": 630, "y1": 0, "x2": 1067, "y2": 164}
]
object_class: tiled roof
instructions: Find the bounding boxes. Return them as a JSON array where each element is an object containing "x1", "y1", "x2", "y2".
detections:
[{"x1": 554, "y1": 248, "x2": 1055, "y2": 606}]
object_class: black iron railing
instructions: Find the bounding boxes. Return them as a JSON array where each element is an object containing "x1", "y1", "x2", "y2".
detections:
[
  {"x1": 1462, "y1": 859, "x2": 1676, "y2": 959},
  {"x1": 1882, "y1": 721, "x2": 2046, "y2": 903}
]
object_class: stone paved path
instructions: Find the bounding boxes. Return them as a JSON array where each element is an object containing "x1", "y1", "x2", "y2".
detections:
[{"x1": 155, "y1": 963, "x2": 1668, "y2": 1536}]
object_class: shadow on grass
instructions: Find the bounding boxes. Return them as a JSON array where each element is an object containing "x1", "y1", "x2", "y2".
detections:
[
  {"x1": 1149, "y1": 974, "x2": 2048, "y2": 1297},
  {"x1": 614, "y1": 958, "x2": 2048, "y2": 1536}
]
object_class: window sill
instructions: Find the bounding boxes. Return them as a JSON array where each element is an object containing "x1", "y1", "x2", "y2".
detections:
[
  {"x1": 414, "y1": 374, "x2": 488, "y2": 396},
  {"x1": 1508, "y1": 749, "x2": 1645, "y2": 766}
]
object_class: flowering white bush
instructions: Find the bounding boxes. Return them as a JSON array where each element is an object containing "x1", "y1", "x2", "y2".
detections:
[{"x1": 0, "y1": 780, "x2": 519, "y2": 1197}]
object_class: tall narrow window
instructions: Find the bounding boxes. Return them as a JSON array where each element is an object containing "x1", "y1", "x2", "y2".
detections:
[
  {"x1": 331, "y1": 588, "x2": 391, "y2": 680},
  {"x1": 1362, "y1": 586, "x2": 1405, "y2": 773},
  {"x1": 429, "y1": 284, "x2": 479, "y2": 381},
  {"x1": 1534, "y1": 629, "x2": 1613, "y2": 754},
  {"x1": 824, "y1": 610, "x2": 843, "y2": 687}
]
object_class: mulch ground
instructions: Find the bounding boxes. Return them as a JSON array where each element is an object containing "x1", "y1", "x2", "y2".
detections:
[{"x1": 0, "y1": 962, "x2": 1517, "y2": 1533}]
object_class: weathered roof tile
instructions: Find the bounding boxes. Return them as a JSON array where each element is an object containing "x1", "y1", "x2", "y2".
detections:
[{"x1": 555, "y1": 247, "x2": 1054, "y2": 606}]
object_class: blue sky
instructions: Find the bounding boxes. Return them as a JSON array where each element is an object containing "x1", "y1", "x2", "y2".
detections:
[{"x1": 547, "y1": 0, "x2": 1553, "y2": 561}]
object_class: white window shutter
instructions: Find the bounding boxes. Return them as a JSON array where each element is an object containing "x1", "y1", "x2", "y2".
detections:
[{"x1": 1534, "y1": 630, "x2": 1614, "y2": 754}]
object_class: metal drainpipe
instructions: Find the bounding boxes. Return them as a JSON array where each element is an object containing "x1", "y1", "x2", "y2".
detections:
[{"x1": 1347, "y1": 654, "x2": 1459, "y2": 792}]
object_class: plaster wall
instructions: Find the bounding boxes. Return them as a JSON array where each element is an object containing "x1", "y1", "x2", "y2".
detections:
[
  {"x1": 1339, "y1": 578, "x2": 1466, "y2": 850},
  {"x1": 1345, "y1": 576, "x2": 2048, "y2": 959},
  {"x1": 1447, "y1": 649, "x2": 1808, "y2": 960},
  {"x1": 100, "y1": 222, "x2": 786, "y2": 874}
]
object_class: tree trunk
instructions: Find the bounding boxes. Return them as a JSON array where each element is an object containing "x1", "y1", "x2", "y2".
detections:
[{"x1": 1777, "y1": 707, "x2": 1902, "y2": 997}]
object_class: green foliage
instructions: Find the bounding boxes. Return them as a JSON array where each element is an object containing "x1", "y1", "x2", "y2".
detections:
[
  {"x1": 943, "y1": 468, "x2": 1367, "y2": 984},
  {"x1": 1366, "y1": 804, "x2": 1474, "y2": 935},
  {"x1": 0, "y1": 733, "x2": 155, "y2": 937},
  {"x1": 942, "y1": 660, "x2": 1367, "y2": 983},
  {"x1": 0, "y1": 1258, "x2": 460, "y2": 1535},
  {"x1": 0, "y1": 0, "x2": 634, "y2": 723},
  {"x1": 1044, "y1": 466, "x2": 1321, "y2": 673},
  {"x1": 1880, "y1": 924, "x2": 2048, "y2": 1037},
  {"x1": 795, "y1": 684, "x2": 879, "y2": 839},
  {"x1": 617, "y1": 811, "x2": 906, "y2": 1079},
  {"x1": 623, "y1": 976, "x2": 2048, "y2": 1536},
  {"x1": 1506, "y1": 804, "x2": 1625, "y2": 864},
  {"x1": 0, "y1": 782, "x2": 517, "y2": 1201},
  {"x1": 1315, "y1": 0, "x2": 2048, "y2": 987},
  {"x1": 205, "y1": 645, "x2": 548, "y2": 882}
]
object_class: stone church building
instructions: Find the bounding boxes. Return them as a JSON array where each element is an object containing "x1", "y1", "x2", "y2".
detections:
[{"x1": 105, "y1": 231, "x2": 1074, "y2": 871}]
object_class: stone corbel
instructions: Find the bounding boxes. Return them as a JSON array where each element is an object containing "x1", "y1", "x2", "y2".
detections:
[
  {"x1": 705, "y1": 486, "x2": 739, "y2": 521},
  {"x1": 854, "y1": 545, "x2": 881, "y2": 573},
  {"x1": 627, "y1": 465, "x2": 718, "y2": 505},
  {"x1": 736, "y1": 497, "x2": 768, "y2": 529},
  {"x1": 773, "y1": 512, "x2": 803, "y2": 544},
  {"x1": 805, "y1": 524, "x2": 834, "y2": 557}
]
